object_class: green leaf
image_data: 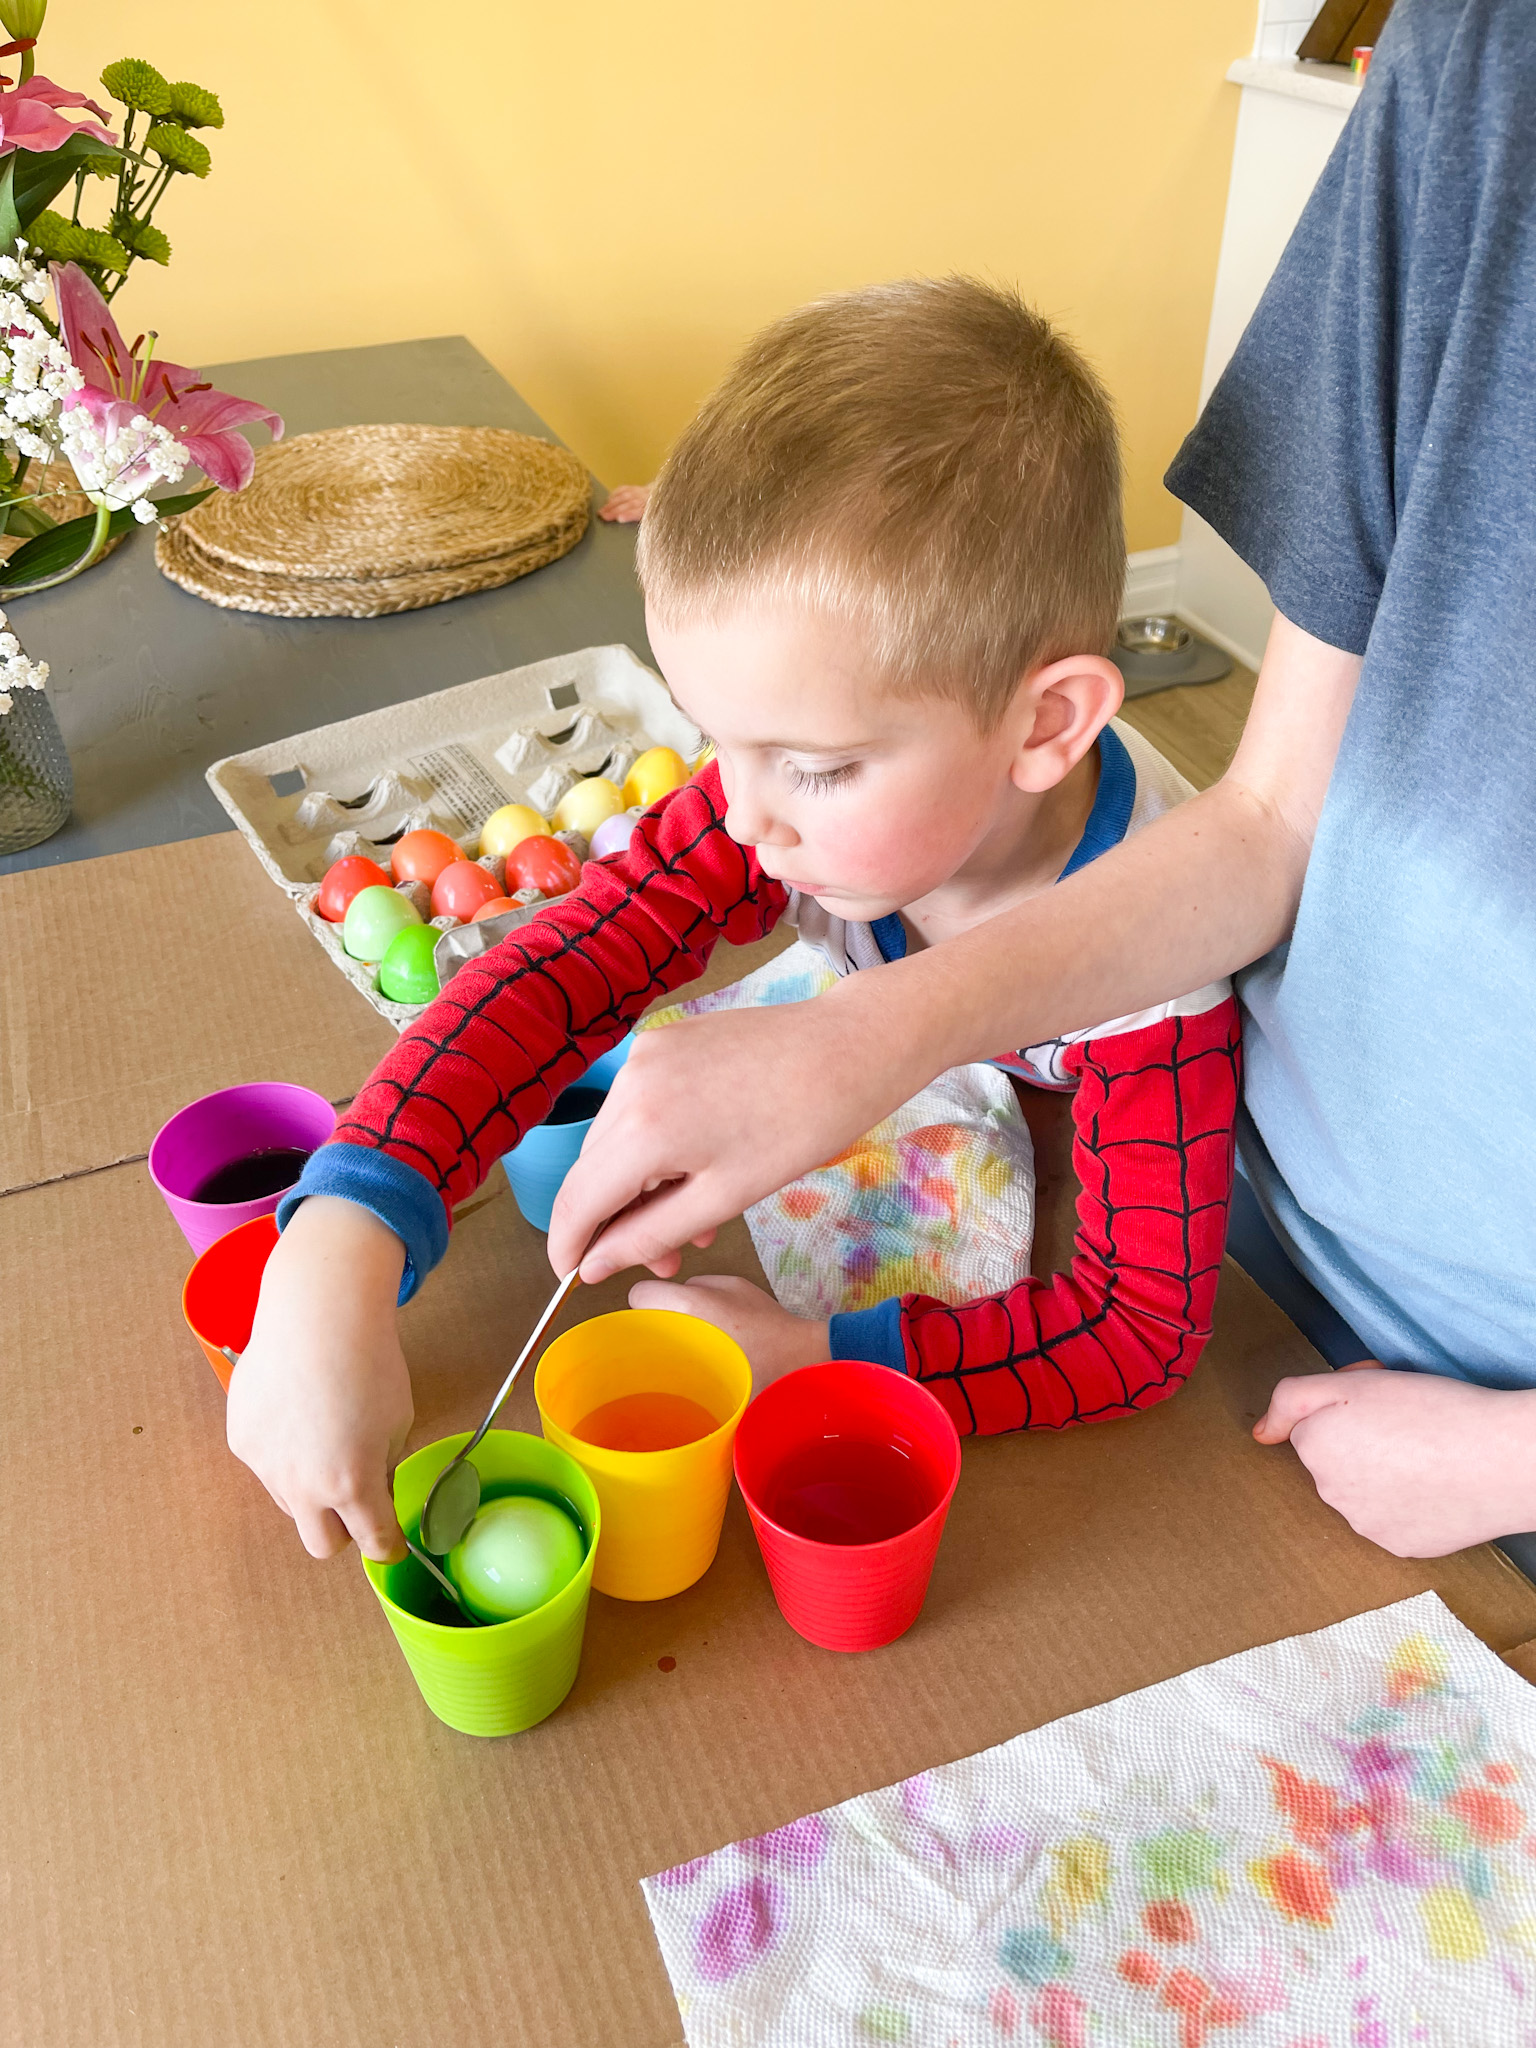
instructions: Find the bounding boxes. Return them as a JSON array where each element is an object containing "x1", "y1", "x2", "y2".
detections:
[
  {"x1": 0, "y1": 155, "x2": 21, "y2": 261},
  {"x1": 10, "y1": 133, "x2": 122, "y2": 232},
  {"x1": 0, "y1": 504, "x2": 132, "y2": 584},
  {"x1": 0, "y1": 487, "x2": 212, "y2": 586}
]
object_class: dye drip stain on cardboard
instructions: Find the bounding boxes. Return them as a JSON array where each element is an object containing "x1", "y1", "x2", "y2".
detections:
[{"x1": 642, "y1": 1593, "x2": 1536, "y2": 2047}]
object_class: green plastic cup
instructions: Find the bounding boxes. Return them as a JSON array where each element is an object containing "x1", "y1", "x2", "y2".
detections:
[{"x1": 362, "y1": 1430, "x2": 600, "y2": 1737}]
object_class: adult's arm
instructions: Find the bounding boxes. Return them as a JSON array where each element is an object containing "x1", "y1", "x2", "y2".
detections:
[{"x1": 553, "y1": 612, "x2": 1362, "y2": 1280}]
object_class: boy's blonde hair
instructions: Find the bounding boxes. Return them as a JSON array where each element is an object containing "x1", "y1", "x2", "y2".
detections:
[{"x1": 637, "y1": 277, "x2": 1124, "y2": 728}]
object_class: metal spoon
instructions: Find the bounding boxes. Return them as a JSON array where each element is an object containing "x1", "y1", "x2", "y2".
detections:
[
  {"x1": 402, "y1": 1534, "x2": 483, "y2": 1624},
  {"x1": 418, "y1": 1268, "x2": 580, "y2": 1555}
]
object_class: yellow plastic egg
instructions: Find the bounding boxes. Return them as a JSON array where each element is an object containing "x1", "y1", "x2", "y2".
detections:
[
  {"x1": 622, "y1": 746, "x2": 690, "y2": 811},
  {"x1": 551, "y1": 776, "x2": 625, "y2": 837},
  {"x1": 479, "y1": 803, "x2": 549, "y2": 858}
]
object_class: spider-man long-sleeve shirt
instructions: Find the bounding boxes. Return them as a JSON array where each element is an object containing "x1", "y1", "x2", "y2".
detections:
[{"x1": 283, "y1": 726, "x2": 1240, "y2": 1438}]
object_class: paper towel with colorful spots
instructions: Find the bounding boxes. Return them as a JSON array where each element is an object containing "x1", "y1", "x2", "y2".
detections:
[
  {"x1": 641, "y1": 1593, "x2": 1536, "y2": 2047},
  {"x1": 641, "y1": 940, "x2": 1035, "y2": 1318}
]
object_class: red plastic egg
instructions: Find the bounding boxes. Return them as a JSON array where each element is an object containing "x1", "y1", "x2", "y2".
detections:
[
  {"x1": 505, "y1": 835, "x2": 583, "y2": 898},
  {"x1": 316, "y1": 855, "x2": 391, "y2": 923},
  {"x1": 432, "y1": 859, "x2": 504, "y2": 921},
  {"x1": 391, "y1": 829, "x2": 465, "y2": 887},
  {"x1": 470, "y1": 896, "x2": 522, "y2": 923}
]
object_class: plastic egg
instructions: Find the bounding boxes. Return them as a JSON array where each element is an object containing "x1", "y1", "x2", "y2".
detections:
[
  {"x1": 623, "y1": 746, "x2": 690, "y2": 810},
  {"x1": 378, "y1": 923, "x2": 441, "y2": 1005},
  {"x1": 431, "y1": 859, "x2": 504, "y2": 921},
  {"x1": 551, "y1": 776, "x2": 624, "y2": 837},
  {"x1": 446, "y1": 1494, "x2": 584, "y2": 1623},
  {"x1": 590, "y1": 808, "x2": 641, "y2": 860},
  {"x1": 391, "y1": 829, "x2": 464, "y2": 887},
  {"x1": 505, "y1": 834, "x2": 582, "y2": 897},
  {"x1": 343, "y1": 885, "x2": 422, "y2": 962},
  {"x1": 470, "y1": 895, "x2": 522, "y2": 923},
  {"x1": 479, "y1": 803, "x2": 550, "y2": 859},
  {"x1": 316, "y1": 854, "x2": 392, "y2": 923}
]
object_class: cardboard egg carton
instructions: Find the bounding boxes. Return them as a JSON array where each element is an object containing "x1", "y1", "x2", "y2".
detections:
[{"x1": 206, "y1": 643, "x2": 699, "y2": 1029}]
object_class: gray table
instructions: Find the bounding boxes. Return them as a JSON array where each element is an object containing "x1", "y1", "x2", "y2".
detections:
[{"x1": 0, "y1": 336, "x2": 651, "y2": 875}]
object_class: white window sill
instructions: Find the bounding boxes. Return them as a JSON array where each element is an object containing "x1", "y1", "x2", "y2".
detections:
[{"x1": 1226, "y1": 57, "x2": 1362, "y2": 111}]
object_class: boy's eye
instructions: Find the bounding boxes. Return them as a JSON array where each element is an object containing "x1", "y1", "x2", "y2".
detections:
[{"x1": 785, "y1": 762, "x2": 858, "y2": 795}]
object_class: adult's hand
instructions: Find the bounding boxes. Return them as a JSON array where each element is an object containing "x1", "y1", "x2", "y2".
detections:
[
  {"x1": 550, "y1": 987, "x2": 930, "y2": 1281},
  {"x1": 552, "y1": 613, "x2": 1360, "y2": 1285},
  {"x1": 1255, "y1": 1362, "x2": 1536, "y2": 1555}
]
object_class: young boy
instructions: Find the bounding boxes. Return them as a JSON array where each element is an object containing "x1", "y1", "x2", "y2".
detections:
[{"x1": 228, "y1": 278, "x2": 1240, "y2": 1562}]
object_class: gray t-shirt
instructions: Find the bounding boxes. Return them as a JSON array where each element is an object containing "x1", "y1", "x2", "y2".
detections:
[{"x1": 1166, "y1": 0, "x2": 1536, "y2": 1386}]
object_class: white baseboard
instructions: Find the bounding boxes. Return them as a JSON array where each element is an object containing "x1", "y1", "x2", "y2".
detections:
[
  {"x1": 1122, "y1": 545, "x2": 1180, "y2": 617},
  {"x1": 1173, "y1": 600, "x2": 1265, "y2": 674}
]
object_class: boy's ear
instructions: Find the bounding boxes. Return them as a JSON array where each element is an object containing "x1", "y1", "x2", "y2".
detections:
[{"x1": 1009, "y1": 653, "x2": 1125, "y2": 793}]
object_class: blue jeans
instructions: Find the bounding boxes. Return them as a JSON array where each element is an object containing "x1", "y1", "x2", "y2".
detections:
[{"x1": 1225, "y1": 1171, "x2": 1536, "y2": 1584}]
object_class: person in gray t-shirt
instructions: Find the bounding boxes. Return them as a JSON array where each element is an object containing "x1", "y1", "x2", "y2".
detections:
[{"x1": 543, "y1": 0, "x2": 1536, "y2": 1565}]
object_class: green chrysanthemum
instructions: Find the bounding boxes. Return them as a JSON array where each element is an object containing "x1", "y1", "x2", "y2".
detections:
[
  {"x1": 84, "y1": 154, "x2": 119, "y2": 180},
  {"x1": 118, "y1": 218, "x2": 170, "y2": 265},
  {"x1": 165, "y1": 80, "x2": 223, "y2": 129},
  {"x1": 26, "y1": 210, "x2": 82, "y2": 262},
  {"x1": 100, "y1": 58, "x2": 172, "y2": 116},
  {"x1": 145, "y1": 123, "x2": 210, "y2": 177},
  {"x1": 76, "y1": 228, "x2": 129, "y2": 273}
]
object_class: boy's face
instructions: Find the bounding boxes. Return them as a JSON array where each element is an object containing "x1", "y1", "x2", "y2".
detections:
[{"x1": 648, "y1": 598, "x2": 1063, "y2": 921}]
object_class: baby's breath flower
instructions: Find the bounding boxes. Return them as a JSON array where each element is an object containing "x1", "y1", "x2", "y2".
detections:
[{"x1": 0, "y1": 606, "x2": 50, "y2": 719}]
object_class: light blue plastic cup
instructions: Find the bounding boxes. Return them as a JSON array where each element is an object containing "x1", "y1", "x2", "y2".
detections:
[{"x1": 501, "y1": 1033, "x2": 633, "y2": 1232}]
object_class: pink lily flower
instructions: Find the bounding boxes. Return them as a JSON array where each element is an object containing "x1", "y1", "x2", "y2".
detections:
[
  {"x1": 53, "y1": 261, "x2": 283, "y2": 491},
  {"x1": 0, "y1": 74, "x2": 116, "y2": 155}
]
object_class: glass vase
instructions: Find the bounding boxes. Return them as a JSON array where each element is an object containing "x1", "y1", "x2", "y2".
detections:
[{"x1": 0, "y1": 684, "x2": 72, "y2": 853}]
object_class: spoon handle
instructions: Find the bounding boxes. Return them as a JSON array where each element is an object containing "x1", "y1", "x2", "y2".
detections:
[
  {"x1": 461, "y1": 1268, "x2": 580, "y2": 1458},
  {"x1": 403, "y1": 1535, "x2": 481, "y2": 1623}
]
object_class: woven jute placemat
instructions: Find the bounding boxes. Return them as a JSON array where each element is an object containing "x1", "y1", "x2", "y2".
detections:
[{"x1": 155, "y1": 422, "x2": 591, "y2": 617}]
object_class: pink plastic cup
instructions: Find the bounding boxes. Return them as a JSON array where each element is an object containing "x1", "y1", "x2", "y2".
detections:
[
  {"x1": 733, "y1": 1360, "x2": 962, "y2": 1652},
  {"x1": 148, "y1": 1082, "x2": 336, "y2": 1257}
]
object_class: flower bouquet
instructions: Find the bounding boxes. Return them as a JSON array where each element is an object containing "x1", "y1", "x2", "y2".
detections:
[{"x1": 0, "y1": 0, "x2": 282, "y2": 598}]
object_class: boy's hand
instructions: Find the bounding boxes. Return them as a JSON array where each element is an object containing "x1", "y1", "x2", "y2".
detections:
[
  {"x1": 1255, "y1": 1362, "x2": 1536, "y2": 1557},
  {"x1": 598, "y1": 483, "x2": 652, "y2": 523},
  {"x1": 627, "y1": 1273, "x2": 830, "y2": 1394},
  {"x1": 225, "y1": 1196, "x2": 413, "y2": 1563}
]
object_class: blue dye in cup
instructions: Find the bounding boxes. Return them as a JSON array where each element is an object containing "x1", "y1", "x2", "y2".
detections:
[{"x1": 502, "y1": 1033, "x2": 634, "y2": 1231}]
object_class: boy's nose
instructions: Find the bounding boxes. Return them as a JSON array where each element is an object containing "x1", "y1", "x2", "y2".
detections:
[{"x1": 724, "y1": 785, "x2": 794, "y2": 849}]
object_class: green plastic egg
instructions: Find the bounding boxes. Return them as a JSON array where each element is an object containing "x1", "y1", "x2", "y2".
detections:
[
  {"x1": 342, "y1": 884, "x2": 421, "y2": 962},
  {"x1": 378, "y1": 921, "x2": 441, "y2": 1004},
  {"x1": 446, "y1": 1495, "x2": 584, "y2": 1623}
]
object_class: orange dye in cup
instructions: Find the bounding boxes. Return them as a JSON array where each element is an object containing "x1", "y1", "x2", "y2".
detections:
[
  {"x1": 573, "y1": 1390, "x2": 720, "y2": 1453},
  {"x1": 765, "y1": 1438, "x2": 932, "y2": 1545}
]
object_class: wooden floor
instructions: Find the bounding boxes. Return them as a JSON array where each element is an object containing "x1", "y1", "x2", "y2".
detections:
[{"x1": 1117, "y1": 649, "x2": 1257, "y2": 791}]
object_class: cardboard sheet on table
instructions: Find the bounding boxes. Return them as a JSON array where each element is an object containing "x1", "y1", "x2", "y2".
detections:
[
  {"x1": 0, "y1": 829, "x2": 794, "y2": 1195},
  {"x1": 4, "y1": 1146, "x2": 1536, "y2": 2048}
]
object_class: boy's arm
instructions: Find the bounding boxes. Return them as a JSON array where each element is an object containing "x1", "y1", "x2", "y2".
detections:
[
  {"x1": 553, "y1": 615, "x2": 1360, "y2": 1280},
  {"x1": 300, "y1": 763, "x2": 784, "y2": 1296},
  {"x1": 830, "y1": 997, "x2": 1242, "y2": 1433},
  {"x1": 226, "y1": 766, "x2": 783, "y2": 1561}
]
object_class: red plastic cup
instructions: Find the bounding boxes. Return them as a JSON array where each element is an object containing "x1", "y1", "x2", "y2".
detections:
[
  {"x1": 149, "y1": 1082, "x2": 336, "y2": 1257},
  {"x1": 733, "y1": 1360, "x2": 961, "y2": 1652},
  {"x1": 181, "y1": 1213, "x2": 279, "y2": 1391}
]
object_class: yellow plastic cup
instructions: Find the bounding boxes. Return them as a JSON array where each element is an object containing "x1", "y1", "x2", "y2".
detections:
[
  {"x1": 362, "y1": 1429, "x2": 600, "y2": 1737},
  {"x1": 534, "y1": 1310, "x2": 751, "y2": 1601}
]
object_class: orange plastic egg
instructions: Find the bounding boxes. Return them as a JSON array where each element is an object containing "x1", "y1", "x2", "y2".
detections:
[
  {"x1": 432, "y1": 859, "x2": 504, "y2": 921},
  {"x1": 470, "y1": 896, "x2": 522, "y2": 923},
  {"x1": 391, "y1": 829, "x2": 465, "y2": 887},
  {"x1": 316, "y1": 854, "x2": 391, "y2": 923},
  {"x1": 505, "y1": 835, "x2": 583, "y2": 898}
]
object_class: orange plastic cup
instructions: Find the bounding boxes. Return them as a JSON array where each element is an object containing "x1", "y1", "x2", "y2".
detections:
[
  {"x1": 534, "y1": 1309, "x2": 751, "y2": 1600},
  {"x1": 181, "y1": 1213, "x2": 279, "y2": 1391}
]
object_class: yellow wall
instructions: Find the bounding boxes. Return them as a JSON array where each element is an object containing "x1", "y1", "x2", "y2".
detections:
[{"x1": 38, "y1": 1, "x2": 1254, "y2": 550}]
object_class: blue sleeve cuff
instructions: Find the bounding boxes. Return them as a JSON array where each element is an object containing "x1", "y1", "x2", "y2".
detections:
[
  {"x1": 828, "y1": 1298, "x2": 908, "y2": 1373},
  {"x1": 275, "y1": 1144, "x2": 450, "y2": 1305}
]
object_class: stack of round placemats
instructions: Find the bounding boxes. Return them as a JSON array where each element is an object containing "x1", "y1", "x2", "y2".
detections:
[{"x1": 156, "y1": 422, "x2": 591, "y2": 617}]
